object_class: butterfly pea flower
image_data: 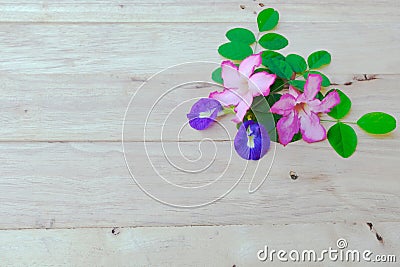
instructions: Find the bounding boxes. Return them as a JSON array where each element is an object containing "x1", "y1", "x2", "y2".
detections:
[
  {"x1": 209, "y1": 53, "x2": 276, "y2": 123},
  {"x1": 187, "y1": 98, "x2": 223, "y2": 130},
  {"x1": 234, "y1": 120, "x2": 270, "y2": 160},
  {"x1": 270, "y1": 74, "x2": 340, "y2": 146}
]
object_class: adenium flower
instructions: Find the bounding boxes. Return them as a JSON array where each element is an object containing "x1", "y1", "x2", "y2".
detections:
[
  {"x1": 234, "y1": 120, "x2": 270, "y2": 160},
  {"x1": 209, "y1": 53, "x2": 276, "y2": 123},
  {"x1": 270, "y1": 74, "x2": 340, "y2": 145},
  {"x1": 187, "y1": 98, "x2": 223, "y2": 130}
]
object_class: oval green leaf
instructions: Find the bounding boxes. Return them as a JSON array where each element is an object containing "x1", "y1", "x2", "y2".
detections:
[
  {"x1": 254, "y1": 68, "x2": 272, "y2": 74},
  {"x1": 251, "y1": 94, "x2": 282, "y2": 142},
  {"x1": 307, "y1": 50, "x2": 331, "y2": 69},
  {"x1": 211, "y1": 67, "x2": 223, "y2": 84},
  {"x1": 259, "y1": 33, "x2": 288, "y2": 50},
  {"x1": 257, "y1": 8, "x2": 279, "y2": 32},
  {"x1": 357, "y1": 112, "x2": 396, "y2": 134},
  {"x1": 327, "y1": 122, "x2": 358, "y2": 158},
  {"x1": 304, "y1": 71, "x2": 331, "y2": 87},
  {"x1": 327, "y1": 89, "x2": 351, "y2": 119},
  {"x1": 288, "y1": 80, "x2": 306, "y2": 90},
  {"x1": 265, "y1": 59, "x2": 293, "y2": 80},
  {"x1": 218, "y1": 42, "x2": 253, "y2": 60},
  {"x1": 261, "y1": 51, "x2": 285, "y2": 66},
  {"x1": 270, "y1": 78, "x2": 285, "y2": 93},
  {"x1": 226, "y1": 28, "x2": 256, "y2": 45},
  {"x1": 286, "y1": 54, "x2": 307, "y2": 73}
]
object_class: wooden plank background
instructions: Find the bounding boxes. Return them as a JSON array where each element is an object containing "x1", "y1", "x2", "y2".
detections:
[{"x1": 0, "y1": 0, "x2": 399, "y2": 266}]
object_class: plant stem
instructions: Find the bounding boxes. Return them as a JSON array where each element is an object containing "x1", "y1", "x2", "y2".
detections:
[{"x1": 320, "y1": 119, "x2": 357, "y2": 125}]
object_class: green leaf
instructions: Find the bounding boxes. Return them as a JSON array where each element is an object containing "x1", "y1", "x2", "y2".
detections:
[
  {"x1": 259, "y1": 33, "x2": 288, "y2": 50},
  {"x1": 327, "y1": 89, "x2": 351, "y2": 119},
  {"x1": 316, "y1": 92, "x2": 324, "y2": 101},
  {"x1": 251, "y1": 94, "x2": 281, "y2": 113},
  {"x1": 254, "y1": 68, "x2": 272, "y2": 74},
  {"x1": 257, "y1": 8, "x2": 279, "y2": 32},
  {"x1": 286, "y1": 54, "x2": 307, "y2": 73},
  {"x1": 255, "y1": 111, "x2": 280, "y2": 142},
  {"x1": 288, "y1": 80, "x2": 306, "y2": 90},
  {"x1": 250, "y1": 94, "x2": 303, "y2": 143},
  {"x1": 291, "y1": 131, "x2": 302, "y2": 143},
  {"x1": 304, "y1": 71, "x2": 331, "y2": 87},
  {"x1": 218, "y1": 42, "x2": 253, "y2": 60},
  {"x1": 270, "y1": 78, "x2": 285, "y2": 93},
  {"x1": 265, "y1": 93, "x2": 282, "y2": 107},
  {"x1": 261, "y1": 51, "x2": 285, "y2": 66},
  {"x1": 251, "y1": 94, "x2": 282, "y2": 142},
  {"x1": 211, "y1": 67, "x2": 223, "y2": 84},
  {"x1": 265, "y1": 59, "x2": 293, "y2": 80},
  {"x1": 307, "y1": 50, "x2": 331, "y2": 69},
  {"x1": 226, "y1": 28, "x2": 256, "y2": 45},
  {"x1": 327, "y1": 122, "x2": 358, "y2": 158},
  {"x1": 357, "y1": 112, "x2": 396, "y2": 134}
]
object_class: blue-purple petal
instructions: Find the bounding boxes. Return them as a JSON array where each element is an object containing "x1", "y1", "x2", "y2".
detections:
[
  {"x1": 234, "y1": 120, "x2": 270, "y2": 160},
  {"x1": 187, "y1": 98, "x2": 222, "y2": 130}
]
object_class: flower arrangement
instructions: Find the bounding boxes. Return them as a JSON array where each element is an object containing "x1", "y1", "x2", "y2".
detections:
[{"x1": 187, "y1": 7, "x2": 396, "y2": 160}]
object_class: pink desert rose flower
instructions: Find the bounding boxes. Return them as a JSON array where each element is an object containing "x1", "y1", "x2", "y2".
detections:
[
  {"x1": 209, "y1": 53, "x2": 276, "y2": 123},
  {"x1": 270, "y1": 74, "x2": 340, "y2": 146}
]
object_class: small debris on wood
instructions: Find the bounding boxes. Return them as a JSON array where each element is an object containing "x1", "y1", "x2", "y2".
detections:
[
  {"x1": 289, "y1": 171, "x2": 298, "y2": 180},
  {"x1": 240, "y1": 5, "x2": 246, "y2": 9},
  {"x1": 112, "y1": 227, "x2": 120, "y2": 235},
  {"x1": 353, "y1": 74, "x2": 378, "y2": 81},
  {"x1": 344, "y1": 82, "x2": 353, "y2": 86},
  {"x1": 259, "y1": 3, "x2": 265, "y2": 7},
  {"x1": 376, "y1": 233, "x2": 383, "y2": 242}
]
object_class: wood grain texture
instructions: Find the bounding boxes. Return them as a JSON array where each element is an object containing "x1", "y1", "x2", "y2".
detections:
[
  {"x1": 0, "y1": 222, "x2": 398, "y2": 266},
  {"x1": 0, "y1": 22, "x2": 398, "y2": 75},
  {"x1": 0, "y1": 0, "x2": 398, "y2": 23},
  {"x1": 0, "y1": 135, "x2": 398, "y2": 229},
  {"x1": 0, "y1": 0, "x2": 399, "y2": 265},
  {"x1": 0, "y1": 74, "x2": 398, "y2": 141}
]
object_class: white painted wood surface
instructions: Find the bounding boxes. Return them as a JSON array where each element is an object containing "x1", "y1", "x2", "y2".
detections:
[
  {"x1": 0, "y1": 223, "x2": 398, "y2": 266},
  {"x1": 0, "y1": 0, "x2": 399, "y2": 266}
]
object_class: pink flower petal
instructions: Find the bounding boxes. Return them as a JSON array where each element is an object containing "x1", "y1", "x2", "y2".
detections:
[
  {"x1": 238, "y1": 53, "x2": 262, "y2": 78},
  {"x1": 232, "y1": 92, "x2": 253, "y2": 123},
  {"x1": 299, "y1": 111, "x2": 326, "y2": 143},
  {"x1": 303, "y1": 74, "x2": 322, "y2": 101},
  {"x1": 276, "y1": 111, "x2": 300, "y2": 146},
  {"x1": 270, "y1": 94, "x2": 296, "y2": 116},
  {"x1": 221, "y1": 60, "x2": 241, "y2": 89},
  {"x1": 309, "y1": 90, "x2": 340, "y2": 113},
  {"x1": 209, "y1": 89, "x2": 241, "y2": 107},
  {"x1": 288, "y1": 86, "x2": 300, "y2": 98},
  {"x1": 248, "y1": 72, "x2": 276, "y2": 96}
]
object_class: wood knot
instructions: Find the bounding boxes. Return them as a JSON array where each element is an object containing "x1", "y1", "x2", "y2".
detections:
[{"x1": 289, "y1": 171, "x2": 298, "y2": 180}]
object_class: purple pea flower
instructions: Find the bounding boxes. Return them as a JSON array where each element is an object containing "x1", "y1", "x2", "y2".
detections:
[
  {"x1": 234, "y1": 120, "x2": 270, "y2": 160},
  {"x1": 187, "y1": 98, "x2": 223, "y2": 130}
]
